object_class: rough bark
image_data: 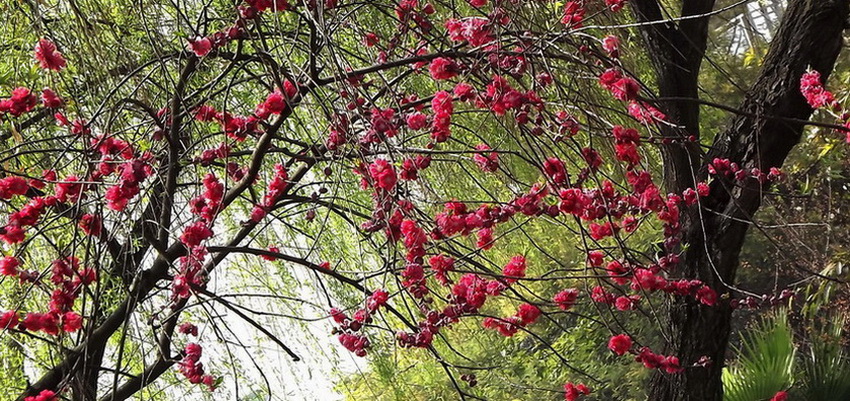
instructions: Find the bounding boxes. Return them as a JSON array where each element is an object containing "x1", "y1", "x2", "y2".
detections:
[
  {"x1": 631, "y1": 0, "x2": 715, "y2": 193},
  {"x1": 648, "y1": 0, "x2": 849, "y2": 400}
]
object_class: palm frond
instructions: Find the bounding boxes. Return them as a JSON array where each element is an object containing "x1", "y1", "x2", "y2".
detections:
[
  {"x1": 800, "y1": 314, "x2": 850, "y2": 401},
  {"x1": 723, "y1": 312, "x2": 795, "y2": 401}
]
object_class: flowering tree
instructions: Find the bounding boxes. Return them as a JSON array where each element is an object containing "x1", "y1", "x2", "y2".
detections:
[{"x1": 1, "y1": 0, "x2": 848, "y2": 400}]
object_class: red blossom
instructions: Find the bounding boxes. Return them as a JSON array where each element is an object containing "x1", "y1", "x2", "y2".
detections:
[
  {"x1": 605, "y1": 0, "x2": 628, "y2": 12},
  {"x1": 446, "y1": 17, "x2": 494, "y2": 47},
  {"x1": 515, "y1": 303, "x2": 541, "y2": 325},
  {"x1": 608, "y1": 334, "x2": 632, "y2": 355},
  {"x1": 261, "y1": 246, "x2": 280, "y2": 261},
  {"x1": 368, "y1": 159, "x2": 398, "y2": 192},
  {"x1": 543, "y1": 157, "x2": 568, "y2": 185},
  {"x1": 34, "y1": 39, "x2": 66, "y2": 71},
  {"x1": 770, "y1": 391, "x2": 788, "y2": 401},
  {"x1": 429, "y1": 57, "x2": 460, "y2": 80},
  {"x1": 428, "y1": 254, "x2": 454, "y2": 285},
  {"x1": 179, "y1": 342, "x2": 218, "y2": 390},
  {"x1": 628, "y1": 101, "x2": 666, "y2": 124},
  {"x1": 366, "y1": 289, "x2": 389, "y2": 311},
  {"x1": 406, "y1": 112, "x2": 428, "y2": 130},
  {"x1": 180, "y1": 221, "x2": 213, "y2": 248},
  {"x1": 563, "y1": 382, "x2": 591, "y2": 401},
  {"x1": 363, "y1": 32, "x2": 380, "y2": 47},
  {"x1": 553, "y1": 288, "x2": 579, "y2": 310},
  {"x1": 589, "y1": 221, "x2": 618, "y2": 240},
  {"x1": 0, "y1": 176, "x2": 29, "y2": 199},
  {"x1": 614, "y1": 295, "x2": 640, "y2": 311},
  {"x1": 453, "y1": 82, "x2": 476, "y2": 101},
  {"x1": 502, "y1": 255, "x2": 526, "y2": 283},
  {"x1": 40, "y1": 88, "x2": 63, "y2": 108},
  {"x1": 24, "y1": 390, "x2": 58, "y2": 401},
  {"x1": 62, "y1": 311, "x2": 83, "y2": 332},
  {"x1": 800, "y1": 70, "x2": 836, "y2": 109},
  {"x1": 339, "y1": 332, "x2": 370, "y2": 356},
  {"x1": 0, "y1": 310, "x2": 19, "y2": 330},
  {"x1": 431, "y1": 90, "x2": 453, "y2": 142},
  {"x1": 0, "y1": 225, "x2": 26, "y2": 244},
  {"x1": 696, "y1": 286, "x2": 718, "y2": 306},
  {"x1": 591, "y1": 286, "x2": 616, "y2": 304},
  {"x1": 561, "y1": 2, "x2": 585, "y2": 28},
  {"x1": 476, "y1": 227, "x2": 495, "y2": 250},
  {"x1": 179, "y1": 322, "x2": 199, "y2": 336},
  {"x1": 188, "y1": 37, "x2": 213, "y2": 57},
  {"x1": 482, "y1": 316, "x2": 520, "y2": 337},
  {"x1": 0, "y1": 256, "x2": 20, "y2": 277},
  {"x1": 602, "y1": 35, "x2": 620, "y2": 57},
  {"x1": 0, "y1": 87, "x2": 39, "y2": 117},
  {"x1": 79, "y1": 214, "x2": 103, "y2": 236},
  {"x1": 473, "y1": 144, "x2": 499, "y2": 172}
]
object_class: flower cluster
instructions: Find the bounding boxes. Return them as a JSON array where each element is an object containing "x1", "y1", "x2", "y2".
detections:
[
  {"x1": 400, "y1": 155, "x2": 431, "y2": 180},
  {"x1": 0, "y1": 176, "x2": 29, "y2": 200},
  {"x1": 800, "y1": 70, "x2": 850, "y2": 142},
  {"x1": 173, "y1": 224, "x2": 213, "y2": 301},
  {"x1": 563, "y1": 382, "x2": 592, "y2": 401},
  {"x1": 607, "y1": 334, "x2": 632, "y2": 355},
  {"x1": 396, "y1": 272, "x2": 507, "y2": 349},
  {"x1": 0, "y1": 87, "x2": 39, "y2": 117},
  {"x1": 24, "y1": 390, "x2": 58, "y2": 401},
  {"x1": 635, "y1": 346, "x2": 683, "y2": 373},
  {"x1": 612, "y1": 125, "x2": 642, "y2": 166},
  {"x1": 428, "y1": 254, "x2": 455, "y2": 285},
  {"x1": 482, "y1": 303, "x2": 541, "y2": 337},
  {"x1": 800, "y1": 70, "x2": 837, "y2": 109},
  {"x1": 599, "y1": 68, "x2": 640, "y2": 101},
  {"x1": 41, "y1": 88, "x2": 63, "y2": 108},
  {"x1": 187, "y1": 20, "x2": 244, "y2": 57},
  {"x1": 250, "y1": 164, "x2": 290, "y2": 222},
  {"x1": 429, "y1": 57, "x2": 460, "y2": 80},
  {"x1": 446, "y1": 17, "x2": 494, "y2": 47},
  {"x1": 708, "y1": 158, "x2": 784, "y2": 184},
  {"x1": 628, "y1": 101, "x2": 667, "y2": 124},
  {"x1": 178, "y1": 343, "x2": 217, "y2": 391},
  {"x1": 366, "y1": 158, "x2": 398, "y2": 193},
  {"x1": 105, "y1": 157, "x2": 154, "y2": 211},
  {"x1": 254, "y1": 81, "x2": 299, "y2": 119},
  {"x1": 190, "y1": 174, "x2": 225, "y2": 222},
  {"x1": 561, "y1": 2, "x2": 585, "y2": 28},
  {"x1": 179, "y1": 322, "x2": 199, "y2": 336},
  {"x1": 431, "y1": 91, "x2": 453, "y2": 143},
  {"x1": 328, "y1": 289, "x2": 389, "y2": 357},
  {"x1": 553, "y1": 288, "x2": 579, "y2": 310},
  {"x1": 194, "y1": 103, "x2": 267, "y2": 142},
  {"x1": 473, "y1": 144, "x2": 500, "y2": 172},
  {"x1": 0, "y1": 255, "x2": 94, "y2": 336},
  {"x1": 34, "y1": 39, "x2": 66, "y2": 71},
  {"x1": 2, "y1": 195, "x2": 55, "y2": 245},
  {"x1": 543, "y1": 157, "x2": 569, "y2": 186},
  {"x1": 502, "y1": 255, "x2": 526, "y2": 283},
  {"x1": 478, "y1": 75, "x2": 543, "y2": 118}
]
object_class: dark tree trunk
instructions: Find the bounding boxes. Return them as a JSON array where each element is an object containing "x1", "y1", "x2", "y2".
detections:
[
  {"x1": 645, "y1": 0, "x2": 850, "y2": 400},
  {"x1": 71, "y1": 345, "x2": 104, "y2": 401},
  {"x1": 631, "y1": 0, "x2": 715, "y2": 194}
]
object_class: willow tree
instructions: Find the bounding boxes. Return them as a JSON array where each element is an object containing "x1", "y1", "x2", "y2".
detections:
[{"x1": 0, "y1": 0, "x2": 848, "y2": 400}]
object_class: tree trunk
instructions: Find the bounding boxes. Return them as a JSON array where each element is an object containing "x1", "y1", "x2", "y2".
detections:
[
  {"x1": 631, "y1": 0, "x2": 715, "y2": 194},
  {"x1": 648, "y1": 0, "x2": 849, "y2": 400}
]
